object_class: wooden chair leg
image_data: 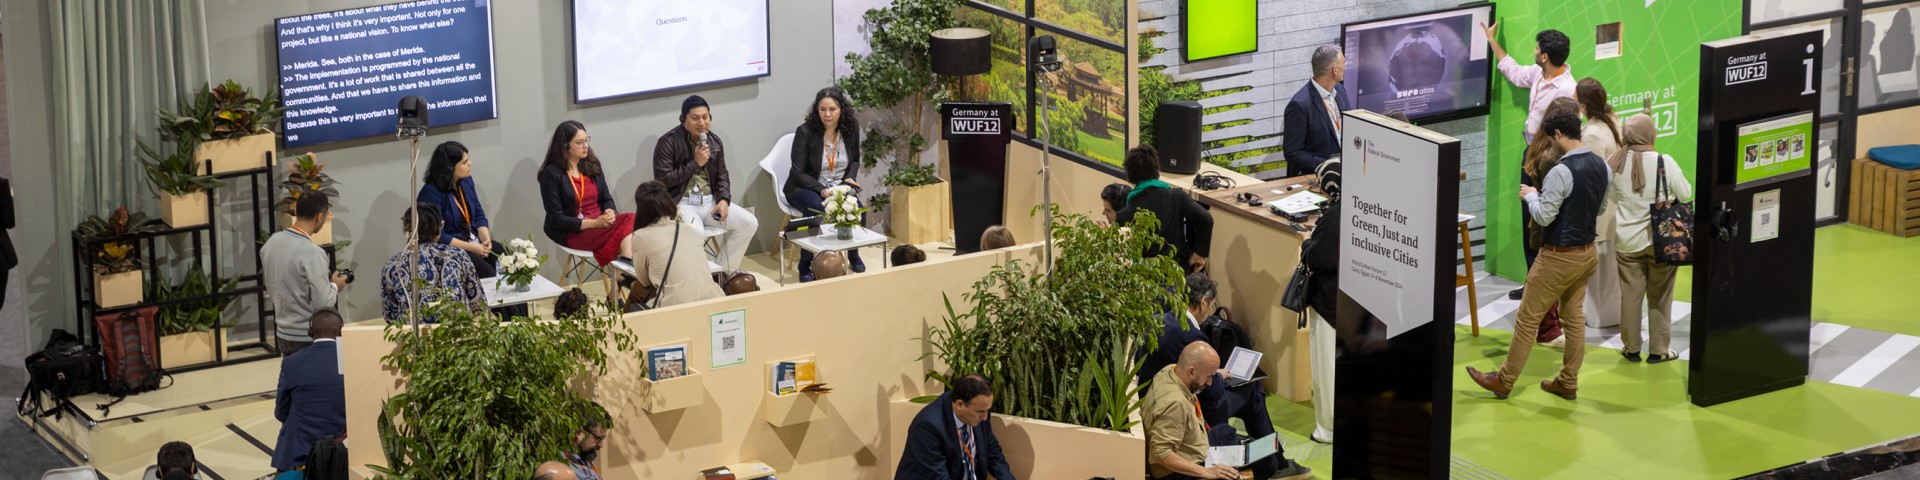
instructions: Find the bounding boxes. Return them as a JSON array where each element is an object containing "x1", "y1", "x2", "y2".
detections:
[{"x1": 1460, "y1": 222, "x2": 1481, "y2": 337}]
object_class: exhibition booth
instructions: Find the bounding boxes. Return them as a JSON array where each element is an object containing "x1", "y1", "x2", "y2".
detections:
[{"x1": 6, "y1": 0, "x2": 1920, "y2": 478}]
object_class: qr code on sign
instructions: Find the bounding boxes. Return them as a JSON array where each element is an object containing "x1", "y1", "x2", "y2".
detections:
[
  {"x1": 1762, "y1": 213, "x2": 1772, "y2": 224},
  {"x1": 723, "y1": 337, "x2": 736, "y2": 350}
]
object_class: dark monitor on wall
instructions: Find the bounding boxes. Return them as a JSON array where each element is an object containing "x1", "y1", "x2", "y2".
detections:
[
  {"x1": 1340, "y1": 3, "x2": 1495, "y2": 124},
  {"x1": 1183, "y1": 0, "x2": 1257, "y2": 62},
  {"x1": 274, "y1": 0, "x2": 500, "y2": 149}
]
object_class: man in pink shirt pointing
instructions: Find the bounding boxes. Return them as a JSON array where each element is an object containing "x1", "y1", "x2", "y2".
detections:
[{"x1": 1485, "y1": 22, "x2": 1575, "y2": 347}]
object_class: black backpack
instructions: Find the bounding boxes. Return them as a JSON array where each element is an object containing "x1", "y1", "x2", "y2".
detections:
[
  {"x1": 1200, "y1": 306, "x2": 1265, "y2": 377},
  {"x1": 304, "y1": 435, "x2": 350, "y2": 480},
  {"x1": 17, "y1": 329, "x2": 103, "y2": 420}
]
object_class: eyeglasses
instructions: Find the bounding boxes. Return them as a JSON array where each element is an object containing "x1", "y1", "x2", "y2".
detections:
[
  {"x1": 583, "y1": 429, "x2": 606, "y2": 441},
  {"x1": 572, "y1": 137, "x2": 592, "y2": 147}
]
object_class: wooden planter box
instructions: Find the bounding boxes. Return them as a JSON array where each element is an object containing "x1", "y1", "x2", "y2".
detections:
[
  {"x1": 889, "y1": 181, "x2": 950, "y2": 245},
  {"x1": 159, "y1": 191, "x2": 209, "y2": 228},
  {"x1": 1849, "y1": 158, "x2": 1920, "y2": 237},
  {"x1": 93, "y1": 270, "x2": 143, "y2": 309},
  {"x1": 888, "y1": 400, "x2": 1145, "y2": 479},
  {"x1": 280, "y1": 214, "x2": 334, "y2": 245},
  {"x1": 159, "y1": 329, "x2": 223, "y2": 369},
  {"x1": 197, "y1": 133, "x2": 275, "y2": 174}
]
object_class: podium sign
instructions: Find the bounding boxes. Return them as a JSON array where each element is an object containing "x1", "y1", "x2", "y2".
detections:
[
  {"x1": 1690, "y1": 30, "x2": 1821, "y2": 407},
  {"x1": 941, "y1": 102, "x2": 1015, "y2": 253}
]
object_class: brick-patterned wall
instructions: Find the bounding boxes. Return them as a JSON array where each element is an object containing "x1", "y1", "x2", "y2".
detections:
[{"x1": 1139, "y1": 0, "x2": 1492, "y2": 268}]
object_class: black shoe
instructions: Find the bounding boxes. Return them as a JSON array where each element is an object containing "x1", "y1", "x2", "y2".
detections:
[
  {"x1": 799, "y1": 272, "x2": 816, "y2": 283},
  {"x1": 849, "y1": 254, "x2": 867, "y2": 273},
  {"x1": 1622, "y1": 351, "x2": 1642, "y2": 363},
  {"x1": 1273, "y1": 460, "x2": 1313, "y2": 480},
  {"x1": 1508, "y1": 287, "x2": 1525, "y2": 300},
  {"x1": 1647, "y1": 352, "x2": 1677, "y2": 364}
]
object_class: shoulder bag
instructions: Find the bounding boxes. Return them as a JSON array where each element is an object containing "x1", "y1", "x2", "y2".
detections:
[
  {"x1": 1650, "y1": 155, "x2": 1695, "y2": 265},
  {"x1": 1280, "y1": 234, "x2": 1317, "y2": 314},
  {"x1": 626, "y1": 222, "x2": 681, "y2": 310}
]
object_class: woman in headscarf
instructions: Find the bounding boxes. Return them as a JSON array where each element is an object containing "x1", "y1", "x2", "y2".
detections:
[
  {"x1": 1606, "y1": 114, "x2": 1693, "y2": 364},
  {"x1": 1301, "y1": 158, "x2": 1342, "y2": 444}
]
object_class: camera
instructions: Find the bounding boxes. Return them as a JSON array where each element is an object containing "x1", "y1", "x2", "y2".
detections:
[
  {"x1": 1029, "y1": 36, "x2": 1063, "y2": 73},
  {"x1": 338, "y1": 269, "x2": 356, "y2": 285}
]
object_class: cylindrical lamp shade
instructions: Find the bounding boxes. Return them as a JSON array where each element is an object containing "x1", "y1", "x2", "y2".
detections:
[{"x1": 930, "y1": 28, "x2": 992, "y2": 76}]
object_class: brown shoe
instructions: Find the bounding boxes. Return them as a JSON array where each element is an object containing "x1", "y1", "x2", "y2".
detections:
[
  {"x1": 1540, "y1": 380, "x2": 1577, "y2": 400},
  {"x1": 1465, "y1": 366, "x2": 1510, "y2": 399}
]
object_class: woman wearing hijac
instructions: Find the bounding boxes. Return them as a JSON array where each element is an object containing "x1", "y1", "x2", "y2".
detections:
[{"x1": 1606, "y1": 114, "x2": 1692, "y2": 364}]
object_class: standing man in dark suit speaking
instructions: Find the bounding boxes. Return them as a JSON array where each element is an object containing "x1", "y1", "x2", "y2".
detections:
[
  {"x1": 1283, "y1": 44, "x2": 1352, "y2": 178},
  {"x1": 897, "y1": 374, "x2": 1015, "y2": 480}
]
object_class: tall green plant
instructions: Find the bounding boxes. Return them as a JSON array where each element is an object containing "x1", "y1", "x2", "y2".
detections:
[
  {"x1": 154, "y1": 265, "x2": 239, "y2": 336},
  {"x1": 155, "y1": 79, "x2": 284, "y2": 143},
  {"x1": 139, "y1": 136, "x2": 225, "y2": 196},
  {"x1": 923, "y1": 210, "x2": 1186, "y2": 431},
  {"x1": 840, "y1": 0, "x2": 963, "y2": 202},
  {"x1": 371, "y1": 284, "x2": 636, "y2": 479}
]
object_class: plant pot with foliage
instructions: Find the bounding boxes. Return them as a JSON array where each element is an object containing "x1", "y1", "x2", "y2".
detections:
[
  {"x1": 882, "y1": 159, "x2": 948, "y2": 244},
  {"x1": 141, "y1": 136, "x2": 225, "y2": 228},
  {"x1": 278, "y1": 152, "x2": 337, "y2": 245},
  {"x1": 160, "y1": 80, "x2": 284, "y2": 174},
  {"x1": 155, "y1": 265, "x2": 239, "y2": 369},
  {"x1": 80, "y1": 207, "x2": 163, "y2": 308}
]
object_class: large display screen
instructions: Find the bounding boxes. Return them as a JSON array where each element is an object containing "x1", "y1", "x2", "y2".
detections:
[
  {"x1": 275, "y1": 0, "x2": 499, "y2": 149},
  {"x1": 570, "y1": 0, "x2": 771, "y2": 103},
  {"x1": 1341, "y1": 4, "x2": 1493, "y2": 124},
  {"x1": 1184, "y1": 0, "x2": 1256, "y2": 62}
]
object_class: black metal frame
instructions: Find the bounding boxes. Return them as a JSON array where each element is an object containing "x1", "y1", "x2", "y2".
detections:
[
  {"x1": 70, "y1": 156, "x2": 288, "y2": 374},
  {"x1": 964, "y1": 0, "x2": 1134, "y2": 178}
]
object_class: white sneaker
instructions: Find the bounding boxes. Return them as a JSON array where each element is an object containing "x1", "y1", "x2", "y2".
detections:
[
  {"x1": 1543, "y1": 335, "x2": 1567, "y2": 349},
  {"x1": 1311, "y1": 427, "x2": 1333, "y2": 444}
]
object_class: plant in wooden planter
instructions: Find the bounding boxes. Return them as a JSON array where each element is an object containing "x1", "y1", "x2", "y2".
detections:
[
  {"x1": 139, "y1": 137, "x2": 225, "y2": 228},
  {"x1": 159, "y1": 80, "x2": 283, "y2": 174},
  {"x1": 278, "y1": 152, "x2": 337, "y2": 244},
  {"x1": 883, "y1": 159, "x2": 948, "y2": 244},
  {"x1": 78, "y1": 207, "x2": 163, "y2": 308},
  {"x1": 154, "y1": 265, "x2": 239, "y2": 369}
]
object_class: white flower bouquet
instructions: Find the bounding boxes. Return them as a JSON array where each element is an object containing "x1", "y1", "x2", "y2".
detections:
[
  {"x1": 821, "y1": 185, "x2": 867, "y2": 240},
  {"x1": 497, "y1": 235, "x2": 547, "y2": 291}
]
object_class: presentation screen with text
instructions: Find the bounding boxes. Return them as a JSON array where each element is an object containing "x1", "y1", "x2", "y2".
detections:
[
  {"x1": 570, "y1": 0, "x2": 772, "y2": 103},
  {"x1": 276, "y1": 0, "x2": 499, "y2": 149}
]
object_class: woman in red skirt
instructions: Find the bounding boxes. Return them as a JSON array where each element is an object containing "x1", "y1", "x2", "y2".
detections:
[{"x1": 538, "y1": 120, "x2": 634, "y2": 265}]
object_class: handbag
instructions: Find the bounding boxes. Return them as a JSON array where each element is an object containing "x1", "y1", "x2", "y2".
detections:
[
  {"x1": 1649, "y1": 156, "x2": 1695, "y2": 265},
  {"x1": 1280, "y1": 235, "x2": 1317, "y2": 314}
]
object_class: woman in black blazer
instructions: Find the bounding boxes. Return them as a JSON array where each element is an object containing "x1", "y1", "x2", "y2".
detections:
[
  {"x1": 538, "y1": 120, "x2": 634, "y2": 265},
  {"x1": 785, "y1": 87, "x2": 868, "y2": 281}
]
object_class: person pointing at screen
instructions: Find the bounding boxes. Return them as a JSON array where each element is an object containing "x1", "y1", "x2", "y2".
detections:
[{"x1": 1483, "y1": 22, "x2": 1575, "y2": 350}]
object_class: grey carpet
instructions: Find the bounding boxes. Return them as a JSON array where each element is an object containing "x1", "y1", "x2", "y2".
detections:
[{"x1": 1, "y1": 367, "x2": 82, "y2": 479}]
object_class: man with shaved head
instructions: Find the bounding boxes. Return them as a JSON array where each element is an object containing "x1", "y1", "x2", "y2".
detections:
[
  {"x1": 533, "y1": 461, "x2": 577, "y2": 480},
  {"x1": 1144, "y1": 341, "x2": 1310, "y2": 480},
  {"x1": 811, "y1": 250, "x2": 849, "y2": 280}
]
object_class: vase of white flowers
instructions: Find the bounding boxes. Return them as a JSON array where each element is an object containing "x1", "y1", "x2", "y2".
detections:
[
  {"x1": 822, "y1": 185, "x2": 867, "y2": 241},
  {"x1": 497, "y1": 236, "x2": 546, "y2": 292}
]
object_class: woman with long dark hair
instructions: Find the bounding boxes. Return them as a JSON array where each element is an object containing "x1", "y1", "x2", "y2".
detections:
[
  {"x1": 1576, "y1": 78, "x2": 1624, "y2": 330},
  {"x1": 537, "y1": 120, "x2": 634, "y2": 265},
  {"x1": 785, "y1": 87, "x2": 868, "y2": 281},
  {"x1": 417, "y1": 141, "x2": 507, "y2": 277}
]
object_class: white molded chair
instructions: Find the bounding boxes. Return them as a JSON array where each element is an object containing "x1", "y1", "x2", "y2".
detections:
[
  {"x1": 758, "y1": 133, "x2": 804, "y2": 271},
  {"x1": 558, "y1": 245, "x2": 612, "y2": 297}
]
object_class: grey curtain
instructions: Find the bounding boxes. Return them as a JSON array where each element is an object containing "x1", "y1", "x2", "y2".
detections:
[{"x1": 50, "y1": 0, "x2": 209, "y2": 219}]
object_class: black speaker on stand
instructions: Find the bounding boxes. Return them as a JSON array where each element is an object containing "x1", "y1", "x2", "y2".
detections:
[{"x1": 1156, "y1": 101, "x2": 1203, "y2": 174}]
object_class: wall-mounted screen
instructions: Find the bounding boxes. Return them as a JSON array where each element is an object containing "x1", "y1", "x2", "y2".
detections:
[
  {"x1": 275, "y1": 0, "x2": 499, "y2": 149},
  {"x1": 1184, "y1": 0, "x2": 1257, "y2": 62},
  {"x1": 1341, "y1": 3, "x2": 1494, "y2": 124},
  {"x1": 570, "y1": 0, "x2": 771, "y2": 103}
]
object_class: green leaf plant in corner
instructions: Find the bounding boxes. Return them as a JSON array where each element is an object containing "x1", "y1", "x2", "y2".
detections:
[
  {"x1": 154, "y1": 264, "x2": 240, "y2": 336},
  {"x1": 371, "y1": 281, "x2": 636, "y2": 479},
  {"x1": 139, "y1": 135, "x2": 225, "y2": 196},
  {"x1": 921, "y1": 209, "x2": 1185, "y2": 431}
]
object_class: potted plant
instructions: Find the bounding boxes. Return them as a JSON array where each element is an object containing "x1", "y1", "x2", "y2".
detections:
[
  {"x1": 139, "y1": 136, "x2": 225, "y2": 228},
  {"x1": 278, "y1": 152, "x2": 337, "y2": 244},
  {"x1": 160, "y1": 80, "x2": 283, "y2": 174},
  {"x1": 821, "y1": 185, "x2": 868, "y2": 240},
  {"x1": 78, "y1": 207, "x2": 164, "y2": 308},
  {"x1": 154, "y1": 265, "x2": 239, "y2": 369},
  {"x1": 882, "y1": 159, "x2": 947, "y2": 244},
  {"x1": 495, "y1": 236, "x2": 546, "y2": 291}
]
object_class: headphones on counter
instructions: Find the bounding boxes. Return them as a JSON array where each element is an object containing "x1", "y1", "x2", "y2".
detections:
[{"x1": 1194, "y1": 171, "x2": 1236, "y2": 191}]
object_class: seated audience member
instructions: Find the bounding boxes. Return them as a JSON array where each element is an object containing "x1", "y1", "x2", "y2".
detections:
[
  {"x1": 722, "y1": 271, "x2": 761, "y2": 295},
  {"x1": 979, "y1": 225, "x2": 1016, "y2": 250},
  {"x1": 812, "y1": 250, "x2": 850, "y2": 280},
  {"x1": 273, "y1": 308, "x2": 346, "y2": 473},
  {"x1": 1100, "y1": 183, "x2": 1131, "y2": 225},
  {"x1": 381, "y1": 204, "x2": 487, "y2": 323},
  {"x1": 417, "y1": 141, "x2": 507, "y2": 277},
  {"x1": 896, "y1": 374, "x2": 1015, "y2": 480},
  {"x1": 553, "y1": 287, "x2": 591, "y2": 320},
  {"x1": 1145, "y1": 342, "x2": 1241, "y2": 480},
  {"x1": 568, "y1": 404, "x2": 609, "y2": 480},
  {"x1": 1118, "y1": 145, "x2": 1213, "y2": 273},
  {"x1": 152, "y1": 441, "x2": 196, "y2": 480},
  {"x1": 621, "y1": 181, "x2": 725, "y2": 308},
  {"x1": 1136, "y1": 273, "x2": 1306, "y2": 479},
  {"x1": 890, "y1": 244, "x2": 928, "y2": 266},
  {"x1": 786, "y1": 87, "x2": 867, "y2": 281},
  {"x1": 539, "y1": 120, "x2": 635, "y2": 265},
  {"x1": 655, "y1": 95, "x2": 758, "y2": 272},
  {"x1": 535, "y1": 462, "x2": 579, "y2": 480}
]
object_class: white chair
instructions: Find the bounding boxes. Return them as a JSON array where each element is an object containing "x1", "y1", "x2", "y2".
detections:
[
  {"x1": 758, "y1": 133, "x2": 802, "y2": 271},
  {"x1": 46, "y1": 466, "x2": 104, "y2": 480},
  {"x1": 558, "y1": 245, "x2": 613, "y2": 297}
]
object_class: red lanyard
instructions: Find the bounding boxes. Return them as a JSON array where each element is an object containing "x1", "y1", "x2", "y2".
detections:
[
  {"x1": 1323, "y1": 96, "x2": 1342, "y2": 130},
  {"x1": 287, "y1": 226, "x2": 311, "y2": 240},
  {"x1": 826, "y1": 134, "x2": 838, "y2": 172},
  {"x1": 956, "y1": 425, "x2": 975, "y2": 468},
  {"x1": 570, "y1": 174, "x2": 591, "y2": 213},
  {"x1": 453, "y1": 189, "x2": 474, "y2": 228}
]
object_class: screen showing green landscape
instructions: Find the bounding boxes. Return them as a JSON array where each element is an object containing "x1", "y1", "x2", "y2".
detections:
[{"x1": 1184, "y1": 0, "x2": 1256, "y2": 62}]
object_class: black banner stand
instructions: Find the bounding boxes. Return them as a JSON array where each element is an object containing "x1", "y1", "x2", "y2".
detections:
[
  {"x1": 1690, "y1": 30, "x2": 1822, "y2": 407},
  {"x1": 941, "y1": 102, "x2": 1014, "y2": 254}
]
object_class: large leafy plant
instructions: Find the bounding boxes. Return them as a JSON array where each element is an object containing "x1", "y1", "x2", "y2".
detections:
[
  {"x1": 923, "y1": 210, "x2": 1187, "y2": 431},
  {"x1": 139, "y1": 136, "x2": 225, "y2": 196},
  {"x1": 840, "y1": 0, "x2": 962, "y2": 211},
  {"x1": 79, "y1": 206, "x2": 164, "y2": 275},
  {"x1": 154, "y1": 265, "x2": 239, "y2": 336},
  {"x1": 156, "y1": 79, "x2": 284, "y2": 142},
  {"x1": 372, "y1": 284, "x2": 636, "y2": 479},
  {"x1": 277, "y1": 153, "x2": 337, "y2": 216}
]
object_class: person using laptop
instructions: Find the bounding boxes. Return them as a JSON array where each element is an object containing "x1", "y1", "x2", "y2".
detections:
[{"x1": 1136, "y1": 273, "x2": 1307, "y2": 480}]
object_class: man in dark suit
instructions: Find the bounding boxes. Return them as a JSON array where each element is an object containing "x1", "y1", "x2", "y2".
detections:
[
  {"x1": 272, "y1": 308, "x2": 346, "y2": 472},
  {"x1": 1282, "y1": 44, "x2": 1352, "y2": 178},
  {"x1": 897, "y1": 374, "x2": 1015, "y2": 480}
]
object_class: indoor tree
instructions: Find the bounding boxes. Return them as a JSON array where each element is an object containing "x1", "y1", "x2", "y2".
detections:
[{"x1": 837, "y1": 0, "x2": 964, "y2": 221}]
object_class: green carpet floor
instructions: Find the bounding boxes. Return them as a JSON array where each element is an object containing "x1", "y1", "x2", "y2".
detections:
[
  {"x1": 1672, "y1": 224, "x2": 1920, "y2": 336},
  {"x1": 1270, "y1": 325, "x2": 1920, "y2": 478}
]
